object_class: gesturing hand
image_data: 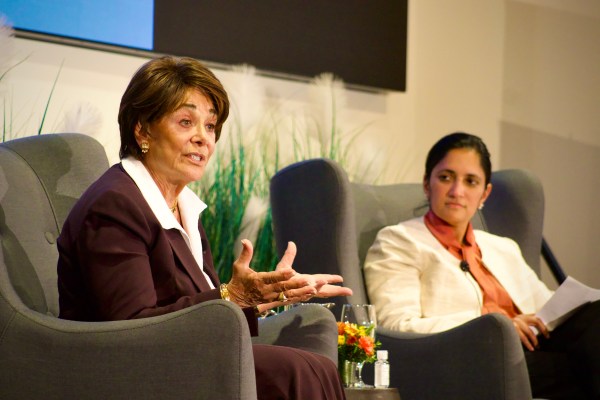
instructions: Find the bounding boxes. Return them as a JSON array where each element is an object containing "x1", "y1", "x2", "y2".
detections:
[
  {"x1": 226, "y1": 240, "x2": 317, "y2": 308},
  {"x1": 512, "y1": 314, "x2": 550, "y2": 351},
  {"x1": 275, "y1": 244, "x2": 353, "y2": 300}
]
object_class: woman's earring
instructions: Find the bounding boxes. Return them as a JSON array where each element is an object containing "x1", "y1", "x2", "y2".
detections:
[
  {"x1": 140, "y1": 142, "x2": 149, "y2": 154},
  {"x1": 479, "y1": 203, "x2": 485, "y2": 210}
]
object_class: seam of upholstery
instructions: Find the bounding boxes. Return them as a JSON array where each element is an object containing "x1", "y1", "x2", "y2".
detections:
[
  {"x1": 1, "y1": 144, "x2": 62, "y2": 232},
  {"x1": 324, "y1": 160, "x2": 360, "y2": 293},
  {"x1": 235, "y1": 305, "x2": 244, "y2": 399},
  {"x1": 331, "y1": 162, "x2": 351, "y2": 275},
  {"x1": 12, "y1": 300, "x2": 236, "y2": 335},
  {"x1": 489, "y1": 315, "x2": 508, "y2": 400},
  {"x1": 0, "y1": 301, "x2": 17, "y2": 347}
]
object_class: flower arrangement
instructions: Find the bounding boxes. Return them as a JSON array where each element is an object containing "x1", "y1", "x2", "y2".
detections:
[{"x1": 337, "y1": 321, "x2": 380, "y2": 364}]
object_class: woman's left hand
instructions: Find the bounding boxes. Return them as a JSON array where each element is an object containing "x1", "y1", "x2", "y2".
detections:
[
  {"x1": 227, "y1": 240, "x2": 334, "y2": 308},
  {"x1": 274, "y1": 242, "x2": 353, "y2": 300},
  {"x1": 512, "y1": 313, "x2": 550, "y2": 351},
  {"x1": 286, "y1": 272, "x2": 353, "y2": 298},
  {"x1": 254, "y1": 242, "x2": 353, "y2": 313}
]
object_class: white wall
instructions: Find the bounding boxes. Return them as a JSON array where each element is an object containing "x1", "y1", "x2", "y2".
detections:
[
  {"x1": 501, "y1": 0, "x2": 600, "y2": 288},
  {"x1": 503, "y1": 0, "x2": 600, "y2": 148},
  {"x1": 409, "y1": 0, "x2": 504, "y2": 182}
]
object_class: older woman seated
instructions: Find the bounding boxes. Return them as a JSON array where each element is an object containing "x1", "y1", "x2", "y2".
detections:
[{"x1": 57, "y1": 56, "x2": 352, "y2": 400}]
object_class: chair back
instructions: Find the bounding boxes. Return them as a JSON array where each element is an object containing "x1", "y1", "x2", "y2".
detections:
[
  {"x1": 482, "y1": 169, "x2": 544, "y2": 275},
  {"x1": 270, "y1": 158, "x2": 545, "y2": 311},
  {"x1": 0, "y1": 133, "x2": 109, "y2": 316}
]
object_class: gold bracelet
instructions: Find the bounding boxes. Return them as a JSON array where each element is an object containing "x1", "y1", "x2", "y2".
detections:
[{"x1": 220, "y1": 283, "x2": 231, "y2": 301}]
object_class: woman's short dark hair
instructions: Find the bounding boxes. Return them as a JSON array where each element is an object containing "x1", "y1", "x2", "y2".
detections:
[
  {"x1": 424, "y1": 132, "x2": 492, "y2": 185},
  {"x1": 118, "y1": 56, "x2": 230, "y2": 159}
]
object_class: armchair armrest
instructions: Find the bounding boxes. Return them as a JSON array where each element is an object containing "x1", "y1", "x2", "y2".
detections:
[
  {"x1": 376, "y1": 313, "x2": 531, "y2": 400},
  {"x1": 253, "y1": 305, "x2": 338, "y2": 365},
  {"x1": 0, "y1": 299, "x2": 257, "y2": 400}
]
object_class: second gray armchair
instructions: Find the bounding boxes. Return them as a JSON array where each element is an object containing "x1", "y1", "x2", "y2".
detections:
[{"x1": 270, "y1": 158, "x2": 546, "y2": 400}]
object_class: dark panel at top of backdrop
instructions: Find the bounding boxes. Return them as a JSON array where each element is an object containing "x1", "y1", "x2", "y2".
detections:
[{"x1": 154, "y1": 0, "x2": 407, "y2": 92}]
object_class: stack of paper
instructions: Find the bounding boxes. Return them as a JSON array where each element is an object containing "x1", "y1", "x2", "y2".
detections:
[{"x1": 536, "y1": 276, "x2": 600, "y2": 331}]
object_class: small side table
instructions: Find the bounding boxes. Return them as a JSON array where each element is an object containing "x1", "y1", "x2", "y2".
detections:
[{"x1": 344, "y1": 387, "x2": 401, "y2": 400}]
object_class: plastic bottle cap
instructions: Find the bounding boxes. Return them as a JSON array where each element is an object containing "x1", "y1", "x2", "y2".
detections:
[{"x1": 376, "y1": 350, "x2": 388, "y2": 360}]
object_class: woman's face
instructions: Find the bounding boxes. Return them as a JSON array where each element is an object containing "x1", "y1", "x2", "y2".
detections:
[
  {"x1": 424, "y1": 148, "x2": 491, "y2": 234},
  {"x1": 135, "y1": 88, "x2": 217, "y2": 192}
]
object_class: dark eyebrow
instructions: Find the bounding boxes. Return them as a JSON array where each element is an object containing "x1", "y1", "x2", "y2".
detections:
[
  {"x1": 180, "y1": 103, "x2": 216, "y2": 116},
  {"x1": 438, "y1": 169, "x2": 480, "y2": 177}
]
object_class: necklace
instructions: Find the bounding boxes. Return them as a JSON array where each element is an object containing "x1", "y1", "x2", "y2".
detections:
[{"x1": 170, "y1": 200, "x2": 178, "y2": 213}]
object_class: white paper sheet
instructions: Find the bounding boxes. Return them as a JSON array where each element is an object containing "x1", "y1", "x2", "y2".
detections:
[{"x1": 536, "y1": 276, "x2": 600, "y2": 331}]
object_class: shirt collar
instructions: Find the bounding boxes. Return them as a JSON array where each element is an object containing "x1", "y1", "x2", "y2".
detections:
[
  {"x1": 121, "y1": 157, "x2": 213, "y2": 288},
  {"x1": 424, "y1": 209, "x2": 477, "y2": 253},
  {"x1": 120, "y1": 157, "x2": 207, "y2": 231}
]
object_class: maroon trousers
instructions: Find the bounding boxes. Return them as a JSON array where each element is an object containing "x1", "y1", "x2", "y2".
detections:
[{"x1": 253, "y1": 344, "x2": 346, "y2": 400}]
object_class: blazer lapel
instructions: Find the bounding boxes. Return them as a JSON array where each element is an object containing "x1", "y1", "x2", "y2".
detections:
[
  {"x1": 200, "y1": 235, "x2": 220, "y2": 287},
  {"x1": 198, "y1": 221, "x2": 221, "y2": 287},
  {"x1": 165, "y1": 229, "x2": 212, "y2": 292}
]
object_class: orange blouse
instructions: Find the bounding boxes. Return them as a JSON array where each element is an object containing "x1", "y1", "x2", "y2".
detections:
[{"x1": 424, "y1": 210, "x2": 520, "y2": 318}]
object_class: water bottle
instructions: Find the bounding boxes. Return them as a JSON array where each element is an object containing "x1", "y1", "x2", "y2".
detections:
[{"x1": 374, "y1": 350, "x2": 390, "y2": 388}]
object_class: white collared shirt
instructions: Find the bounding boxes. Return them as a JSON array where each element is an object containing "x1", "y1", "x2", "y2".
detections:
[{"x1": 121, "y1": 157, "x2": 215, "y2": 289}]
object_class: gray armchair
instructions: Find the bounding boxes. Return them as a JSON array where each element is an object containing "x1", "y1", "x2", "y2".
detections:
[
  {"x1": 0, "y1": 134, "x2": 337, "y2": 400},
  {"x1": 269, "y1": 158, "x2": 552, "y2": 400}
]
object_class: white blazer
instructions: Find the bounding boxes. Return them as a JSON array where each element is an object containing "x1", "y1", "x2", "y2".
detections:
[{"x1": 364, "y1": 217, "x2": 553, "y2": 333}]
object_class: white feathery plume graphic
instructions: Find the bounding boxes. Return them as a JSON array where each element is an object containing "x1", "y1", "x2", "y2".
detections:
[
  {"x1": 307, "y1": 72, "x2": 346, "y2": 148},
  {"x1": 226, "y1": 64, "x2": 265, "y2": 144},
  {"x1": 234, "y1": 195, "x2": 269, "y2": 258},
  {"x1": 63, "y1": 102, "x2": 103, "y2": 138},
  {"x1": 0, "y1": 15, "x2": 16, "y2": 87},
  {"x1": 348, "y1": 138, "x2": 385, "y2": 183}
]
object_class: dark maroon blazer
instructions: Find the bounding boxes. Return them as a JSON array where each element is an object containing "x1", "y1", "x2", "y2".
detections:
[{"x1": 57, "y1": 163, "x2": 257, "y2": 333}]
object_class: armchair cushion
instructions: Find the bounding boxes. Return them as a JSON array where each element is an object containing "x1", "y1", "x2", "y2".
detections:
[{"x1": 254, "y1": 304, "x2": 339, "y2": 365}]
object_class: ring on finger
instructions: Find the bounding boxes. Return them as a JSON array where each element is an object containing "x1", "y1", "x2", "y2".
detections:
[{"x1": 278, "y1": 292, "x2": 287, "y2": 302}]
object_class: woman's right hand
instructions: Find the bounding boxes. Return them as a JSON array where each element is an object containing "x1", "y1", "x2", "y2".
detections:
[
  {"x1": 226, "y1": 239, "x2": 319, "y2": 308},
  {"x1": 512, "y1": 314, "x2": 550, "y2": 351}
]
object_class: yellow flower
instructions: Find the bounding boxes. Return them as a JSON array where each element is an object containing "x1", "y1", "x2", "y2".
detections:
[
  {"x1": 343, "y1": 323, "x2": 359, "y2": 337},
  {"x1": 337, "y1": 321, "x2": 380, "y2": 364},
  {"x1": 357, "y1": 325, "x2": 369, "y2": 337}
]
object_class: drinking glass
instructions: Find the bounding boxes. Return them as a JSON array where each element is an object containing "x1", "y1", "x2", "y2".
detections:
[
  {"x1": 340, "y1": 304, "x2": 377, "y2": 388},
  {"x1": 340, "y1": 304, "x2": 377, "y2": 338}
]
